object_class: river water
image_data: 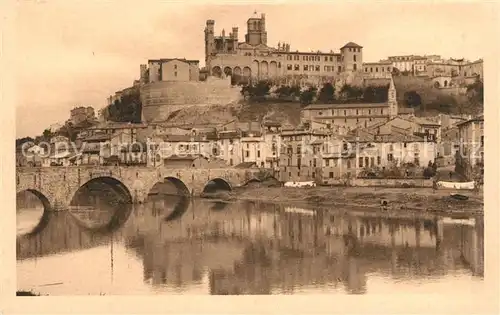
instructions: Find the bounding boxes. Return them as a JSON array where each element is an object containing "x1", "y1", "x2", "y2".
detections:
[{"x1": 16, "y1": 189, "x2": 484, "y2": 295}]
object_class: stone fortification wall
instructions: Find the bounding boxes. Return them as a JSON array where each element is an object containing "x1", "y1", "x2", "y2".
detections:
[{"x1": 141, "y1": 76, "x2": 242, "y2": 123}]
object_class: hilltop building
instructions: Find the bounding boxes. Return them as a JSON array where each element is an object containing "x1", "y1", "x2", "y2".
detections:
[{"x1": 204, "y1": 11, "x2": 363, "y2": 85}]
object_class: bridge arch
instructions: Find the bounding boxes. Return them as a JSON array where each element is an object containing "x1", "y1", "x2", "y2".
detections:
[
  {"x1": 18, "y1": 189, "x2": 52, "y2": 211},
  {"x1": 71, "y1": 176, "x2": 133, "y2": 205},
  {"x1": 164, "y1": 176, "x2": 191, "y2": 196},
  {"x1": 203, "y1": 177, "x2": 232, "y2": 193},
  {"x1": 16, "y1": 189, "x2": 52, "y2": 236}
]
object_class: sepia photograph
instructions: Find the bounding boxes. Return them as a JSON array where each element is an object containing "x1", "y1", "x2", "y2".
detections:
[{"x1": 9, "y1": 0, "x2": 495, "y2": 306}]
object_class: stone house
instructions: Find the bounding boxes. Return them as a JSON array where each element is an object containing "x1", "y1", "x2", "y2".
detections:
[{"x1": 455, "y1": 115, "x2": 484, "y2": 180}]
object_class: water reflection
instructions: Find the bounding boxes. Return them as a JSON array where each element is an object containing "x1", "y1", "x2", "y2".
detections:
[
  {"x1": 16, "y1": 191, "x2": 46, "y2": 236},
  {"x1": 17, "y1": 193, "x2": 484, "y2": 295}
]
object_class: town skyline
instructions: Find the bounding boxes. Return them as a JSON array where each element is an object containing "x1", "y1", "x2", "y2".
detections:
[{"x1": 16, "y1": 1, "x2": 493, "y2": 138}]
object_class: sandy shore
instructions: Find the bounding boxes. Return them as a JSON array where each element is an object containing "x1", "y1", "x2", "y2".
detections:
[{"x1": 208, "y1": 185, "x2": 484, "y2": 217}]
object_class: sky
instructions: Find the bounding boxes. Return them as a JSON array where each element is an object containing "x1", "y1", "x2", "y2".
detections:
[{"x1": 14, "y1": 0, "x2": 497, "y2": 138}]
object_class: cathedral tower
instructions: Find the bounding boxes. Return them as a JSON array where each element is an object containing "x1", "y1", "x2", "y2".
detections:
[{"x1": 388, "y1": 76, "x2": 398, "y2": 118}]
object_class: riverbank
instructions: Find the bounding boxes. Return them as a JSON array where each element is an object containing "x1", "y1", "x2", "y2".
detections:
[{"x1": 204, "y1": 185, "x2": 484, "y2": 217}]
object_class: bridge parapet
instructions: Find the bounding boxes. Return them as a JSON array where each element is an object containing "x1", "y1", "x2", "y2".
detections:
[{"x1": 16, "y1": 166, "x2": 270, "y2": 211}]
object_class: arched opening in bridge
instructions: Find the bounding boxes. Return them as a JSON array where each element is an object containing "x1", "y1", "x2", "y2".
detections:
[
  {"x1": 69, "y1": 177, "x2": 133, "y2": 232},
  {"x1": 146, "y1": 180, "x2": 190, "y2": 221},
  {"x1": 203, "y1": 178, "x2": 232, "y2": 194},
  {"x1": 16, "y1": 189, "x2": 51, "y2": 236}
]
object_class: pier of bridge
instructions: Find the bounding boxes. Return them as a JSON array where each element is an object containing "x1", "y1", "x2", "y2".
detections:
[{"x1": 16, "y1": 166, "x2": 270, "y2": 211}]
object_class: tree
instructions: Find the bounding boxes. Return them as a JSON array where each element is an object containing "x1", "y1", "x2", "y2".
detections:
[
  {"x1": 392, "y1": 68, "x2": 401, "y2": 76},
  {"x1": 318, "y1": 82, "x2": 335, "y2": 103},
  {"x1": 42, "y1": 129, "x2": 52, "y2": 140},
  {"x1": 106, "y1": 88, "x2": 142, "y2": 123},
  {"x1": 299, "y1": 86, "x2": 317, "y2": 106},
  {"x1": 404, "y1": 91, "x2": 422, "y2": 107},
  {"x1": 15, "y1": 137, "x2": 34, "y2": 148},
  {"x1": 339, "y1": 84, "x2": 364, "y2": 102},
  {"x1": 466, "y1": 79, "x2": 484, "y2": 106},
  {"x1": 241, "y1": 80, "x2": 271, "y2": 102}
]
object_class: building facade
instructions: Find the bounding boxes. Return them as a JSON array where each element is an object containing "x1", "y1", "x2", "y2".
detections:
[
  {"x1": 204, "y1": 12, "x2": 363, "y2": 84},
  {"x1": 70, "y1": 106, "x2": 95, "y2": 125},
  {"x1": 301, "y1": 77, "x2": 398, "y2": 133},
  {"x1": 362, "y1": 61, "x2": 393, "y2": 79},
  {"x1": 455, "y1": 115, "x2": 484, "y2": 180}
]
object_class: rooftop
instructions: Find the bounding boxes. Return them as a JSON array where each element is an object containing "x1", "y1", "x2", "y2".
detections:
[
  {"x1": 341, "y1": 42, "x2": 363, "y2": 49},
  {"x1": 148, "y1": 58, "x2": 199, "y2": 64},
  {"x1": 303, "y1": 103, "x2": 389, "y2": 110}
]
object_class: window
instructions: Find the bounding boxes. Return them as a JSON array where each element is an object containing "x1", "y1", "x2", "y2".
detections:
[
  {"x1": 370, "y1": 157, "x2": 375, "y2": 167},
  {"x1": 365, "y1": 157, "x2": 369, "y2": 167},
  {"x1": 353, "y1": 64, "x2": 357, "y2": 71},
  {"x1": 344, "y1": 110, "x2": 347, "y2": 116},
  {"x1": 289, "y1": 172, "x2": 292, "y2": 177},
  {"x1": 294, "y1": 64, "x2": 299, "y2": 71},
  {"x1": 278, "y1": 62, "x2": 281, "y2": 68},
  {"x1": 246, "y1": 143, "x2": 249, "y2": 149},
  {"x1": 330, "y1": 56, "x2": 334, "y2": 62},
  {"x1": 313, "y1": 159, "x2": 317, "y2": 167},
  {"x1": 387, "y1": 67, "x2": 391, "y2": 72},
  {"x1": 356, "y1": 109, "x2": 359, "y2": 115},
  {"x1": 245, "y1": 151, "x2": 249, "y2": 157},
  {"x1": 297, "y1": 145, "x2": 302, "y2": 154},
  {"x1": 257, "y1": 151, "x2": 260, "y2": 158},
  {"x1": 382, "y1": 67, "x2": 385, "y2": 72},
  {"x1": 287, "y1": 64, "x2": 292, "y2": 70},
  {"x1": 375, "y1": 67, "x2": 378, "y2": 72},
  {"x1": 304, "y1": 56, "x2": 307, "y2": 61},
  {"x1": 404, "y1": 143, "x2": 407, "y2": 148},
  {"x1": 312, "y1": 172, "x2": 316, "y2": 178},
  {"x1": 329, "y1": 172, "x2": 334, "y2": 178},
  {"x1": 347, "y1": 160, "x2": 351, "y2": 168},
  {"x1": 174, "y1": 65, "x2": 177, "y2": 69},
  {"x1": 338, "y1": 66, "x2": 342, "y2": 72},
  {"x1": 230, "y1": 158, "x2": 233, "y2": 166},
  {"x1": 316, "y1": 65, "x2": 320, "y2": 71},
  {"x1": 387, "y1": 153, "x2": 393, "y2": 161},
  {"x1": 353, "y1": 55, "x2": 357, "y2": 62},
  {"x1": 349, "y1": 48, "x2": 352, "y2": 52},
  {"x1": 326, "y1": 159, "x2": 330, "y2": 166},
  {"x1": 370, "y1": 67, "x2": 373, "y2": 72},
  {"x1": 174, "y1": 71, "x2": 177, "y2": 77},
  {"x1": 377, "y1": 156, "x2": 381, "y2": 165},
  {"x1": 359, "y1": 157, "x2": 363, "y2": 168},
  {"x1": 304, "y1": 65, "x2": 308, "y2": 71}
]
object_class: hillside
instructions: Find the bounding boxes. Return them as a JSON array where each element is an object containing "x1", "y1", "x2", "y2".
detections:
[{"x1": 163, "y1": 101, "x2": 304, "y2": 127}]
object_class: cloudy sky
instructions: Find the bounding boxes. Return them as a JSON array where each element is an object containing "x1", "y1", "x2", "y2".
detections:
[{"x1": 15, "y1": 0, "x2": 496, "y2": 138}]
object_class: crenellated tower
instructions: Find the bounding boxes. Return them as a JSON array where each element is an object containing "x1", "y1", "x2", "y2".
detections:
[{"x1": 204, "y1": 19, "x2": 215, "y2": 64}]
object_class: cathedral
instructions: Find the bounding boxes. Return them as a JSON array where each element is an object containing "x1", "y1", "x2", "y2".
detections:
[{"x1": 204, "y1": 11, "x2": 364, "y2": 85}]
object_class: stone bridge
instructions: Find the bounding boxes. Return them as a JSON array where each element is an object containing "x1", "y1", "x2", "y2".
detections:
[{"x1": 16, "y1": 166, "x2": 270, "y2": 211}]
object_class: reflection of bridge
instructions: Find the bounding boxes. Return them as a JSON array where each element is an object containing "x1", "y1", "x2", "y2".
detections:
[
  {"x1": 17, "y1": 196, "x2": 484, "y2": 294},
  {"x1": 16, "y1": 166, "x2": 267, "y2": 211}
]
